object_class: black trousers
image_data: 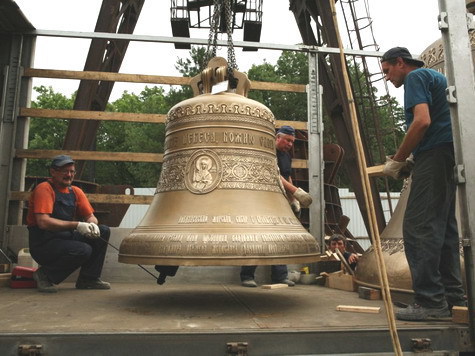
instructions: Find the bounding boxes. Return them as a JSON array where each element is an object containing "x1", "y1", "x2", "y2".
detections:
[
  {"x1": 240, "y1": 265, "x2": 288, "y2": 283},
  {"x1": 28, "y1": 225, "x2": 110, "y2": 284},
  {"x1": 403, "y1": 144, "x2": 465, "y2": 308}
]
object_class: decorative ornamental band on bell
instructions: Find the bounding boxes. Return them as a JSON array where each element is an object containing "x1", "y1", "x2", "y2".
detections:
[{"x1": 118, "y1": 57, "x2": 320, "y2": 266}]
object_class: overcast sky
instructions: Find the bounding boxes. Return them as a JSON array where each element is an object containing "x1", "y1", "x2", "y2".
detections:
[{"x1": 14, "y1": 0, "x2": 442, "y2": 104}]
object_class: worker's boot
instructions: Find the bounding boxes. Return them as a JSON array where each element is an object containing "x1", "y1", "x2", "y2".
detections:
[
  {"x1": 76, "y1": 277, "x2": 111, "y2": 290},
  {"x1": 241, "y1": 279, "x2": 258, "y2": 287},
  {"x1": 396, "y1": 303, "x2": 450, "y2": 321},
  {"x1": 275, "y1": 279, "x2": 295, "y2": 287},
  {"x1": 33, "y1": 268, "x2": 58, "y2": 293}
]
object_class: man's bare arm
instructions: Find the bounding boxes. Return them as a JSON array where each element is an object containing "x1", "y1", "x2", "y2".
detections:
[
  {"x1": 35, "y1": 213, "x2": 79, "y2": 231},
  {"x1": 393, "y1": 103, "x2": 431, "y2": 161}
]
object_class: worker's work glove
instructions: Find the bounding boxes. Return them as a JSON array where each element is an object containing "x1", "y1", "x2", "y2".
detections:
[
  {"x1": 76, "y1": 222, "x2": 91, "y2": 236},
  {"x1": 290, "y1": 200, "x2": 301, "y2": 214},
  {"x1": 404, "y1": 154, "x2": 415, "y2": 175},
  {"x1": 293, "y1": 188, "x2": 312, "y2": 208},
  {"x1": 383, "y1": 156, "x2": 413, "y2": 180},
  {"x1": 88, "y1": 222, "x2": 101, "y2": 239},
  {"x1": 76, "y1": 222, "x2": 99, "y2": 239}
]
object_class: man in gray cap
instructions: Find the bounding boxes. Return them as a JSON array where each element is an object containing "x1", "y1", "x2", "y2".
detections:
[
  {"x1": 381, "y1": 47, "x2": 465, "y2": 320},
  {"x1": 274, "y1": 125, "x2": 312, "y2": 213},
  {"x1": 26, "y1": 155, "x2": 111, "y2": 292},
  {"x1": 240, "y1": 125, "x2": 312, "y2": 287}
]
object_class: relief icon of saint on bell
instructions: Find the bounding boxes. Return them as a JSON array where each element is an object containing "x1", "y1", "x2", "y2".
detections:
[
  {"x1": 185, "y1": 149, "x2": 222, "y2": 194},
  {"x1": 192, "y1": 155, "x2": 214, "y2": 192}
]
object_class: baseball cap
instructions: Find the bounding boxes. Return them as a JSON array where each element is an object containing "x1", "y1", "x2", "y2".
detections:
[
  {"x1": 277, "y1": 125, "x2": 295, "y2": 136},
  {"x1": 381, "y1": 47, "x2": 425, "y2": 68},
  {"x1": 51, "y1": 154, "x2": 75, "y2": 168}
]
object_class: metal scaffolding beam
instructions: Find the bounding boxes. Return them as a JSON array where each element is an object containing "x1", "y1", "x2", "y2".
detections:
[
  {"x1": 290, "y1": 0, "x2": 387, "y2": 237},
  {"x1": 437, "y1": 0, "x2": 475, "y2": 343},
  {"x1": 62, "y1": 0, "x2": 145, "y2": 179}
]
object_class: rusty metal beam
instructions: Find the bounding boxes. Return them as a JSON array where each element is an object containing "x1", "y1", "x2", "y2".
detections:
[
  {"x1": 289, "y1": 0, "x2": 386, "y2": 235},
  {"x1": 62, "y1": 0, "x2": 145, "y2": 178}
]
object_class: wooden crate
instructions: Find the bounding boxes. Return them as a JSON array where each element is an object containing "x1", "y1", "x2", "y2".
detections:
[
  {"x1": 326, "y1": 271, "x2": 356, "y2": 292},
  {"x1": 358, "y1": 286, "x2": 381, "y2": 300}
]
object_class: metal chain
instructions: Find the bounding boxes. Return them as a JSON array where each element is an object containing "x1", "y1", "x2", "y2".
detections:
[
  {"x1": 204, "y1": 0, "x2": 238, "y2": 86},
  {"x1": 224, "y1": 0, "x2": 238, "y2": 72},
  {"x1": 205, "y1": 0, "x2": 221, "y2": 66}
]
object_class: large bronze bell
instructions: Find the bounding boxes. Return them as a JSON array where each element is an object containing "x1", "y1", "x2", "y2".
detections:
[
  {"x1": 119, "y1": 58, "x2": 320, "y2": 266},
  {"x1": 355, "y1": 179, "x2": 413, "y2": 292}
]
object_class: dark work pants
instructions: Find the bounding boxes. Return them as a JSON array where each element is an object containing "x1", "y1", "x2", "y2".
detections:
[
  {"x1": 29, "y1": 225, "x2": 110, "y2": 284},
  {"x1": 240, "y1": 265, "x2": 288, "y2": 283},
  {"x1": 403, "y1": 144, "x2": 465, "y2": 308}
]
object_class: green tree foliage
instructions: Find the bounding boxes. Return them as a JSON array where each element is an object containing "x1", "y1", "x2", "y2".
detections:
[
  {"x1": 27, "y1": 86, "x2": 74, "y2": 176},
  {"x1": 95, "y1": 86, "x2": 169, "y2": 187},
  {"x1": 166, "y1": 46, "x2": 208, "y2": 106},
  {"x1": 175, "y1": 46, "x2": 208, "y2": 77},
  {"x1": 349, "y1": 62, "x2": 405, "y2": 163},
  {"x1": 247, "y1": 51, "x2": 308, "y2": 122},
  {"x1": 348, "y1": 62, "x2": 406, "y2": 191}
]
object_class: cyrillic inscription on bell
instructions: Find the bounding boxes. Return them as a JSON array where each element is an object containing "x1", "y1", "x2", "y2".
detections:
[{"x1": 118, "y1": 58, "x2": 320, "y2": 266}]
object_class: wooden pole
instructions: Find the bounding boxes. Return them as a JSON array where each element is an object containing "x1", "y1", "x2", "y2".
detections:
[{"x1": 328, "y1": 1, "x2": 403, "y2": 354}]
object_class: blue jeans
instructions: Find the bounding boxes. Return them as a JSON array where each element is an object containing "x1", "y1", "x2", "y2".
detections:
[
  {"x1": 240, "y1": 265, "x2": 288, "y2": 283},
  {"x1": 403, "y1": 144, "x2": 465, "y2": 308},
  {"x1": 29, "y1": 225, "x2": 110, "y2": 284}
]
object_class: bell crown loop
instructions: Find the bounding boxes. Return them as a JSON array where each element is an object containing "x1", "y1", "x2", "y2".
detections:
[{"x1": 190, "y1": 57, "x2": 250, "y2": 97}]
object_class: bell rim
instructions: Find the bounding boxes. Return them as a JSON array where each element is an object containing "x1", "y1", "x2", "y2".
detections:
[{"x1": 118, "y1": 253, "x2": 322, "y2": 266}]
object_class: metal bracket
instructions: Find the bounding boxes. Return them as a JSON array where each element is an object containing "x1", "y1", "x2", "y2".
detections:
[
  {"x1": 454, "y1": 164, "x2": 466, "y2": 184},
  {"x1": 410, "y1": 338, "x2": 432, "y2": 352},
  {"x1": 467, "y1": 13, "x2": 475, "y2": 31},
  {"x1": 438, "y1": 12, "x2": 449, "y2": 30},
  {"x1": 18, "y1": 344, "x2": 43, "y2": 356},
  {"x1": 446, "y1": 86, "x2": 457, "y2": 104},
  {"x1": 226, "y1": 342, "x2": 248, "y2": 356},
  {"x1": 437, "y1": 11, "x2": 474, "y2": 31}
]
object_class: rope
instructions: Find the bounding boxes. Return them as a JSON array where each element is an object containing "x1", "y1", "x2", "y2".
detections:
[{"x1": 99, "y1": 236, "x2": 159, "y2": 281}]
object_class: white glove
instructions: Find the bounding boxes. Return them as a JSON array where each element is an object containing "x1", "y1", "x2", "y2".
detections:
[
  {"x1": 293, "y1": 188, "x2": 312, "y2": 208},
  {"x1": 383, "y1": 156, "x2": 410, "y2": 180},
  {"x1": 290, "y1": 200, "x2": 301, "y2": 214},
  {"x1": 76, "y1": 222, "x2": 100, "y2": 239},
  {"x1": 405, "y1": 154, "x2": 415, "y2": 174},
  {"x1": 77, "y1": 222, "x2": 91, "y2": 235},
  {"x1": 89, "y1": 222, "x2": 101, "y2": 239}
]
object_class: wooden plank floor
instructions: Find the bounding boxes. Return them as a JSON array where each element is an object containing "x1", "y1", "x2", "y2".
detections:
[
  {"x1": 0, "y1": 283, "x2": 470, "y2": 355},
  {"x1": 1, "y1": 283, "x2": 391, "y2": 333}
]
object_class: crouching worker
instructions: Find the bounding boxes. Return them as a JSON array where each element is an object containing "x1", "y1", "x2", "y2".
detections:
[
  {"x1": 329, "y1": 234, "x2": 358, "y2": 271},
  {"x1": 27, "y1": 155, "x2": 111, "y2": 293}
]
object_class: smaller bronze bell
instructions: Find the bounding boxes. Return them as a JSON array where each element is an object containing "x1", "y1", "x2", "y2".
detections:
[{"x1": 118, "y1": 58, "x2": 320, "y2": 266}]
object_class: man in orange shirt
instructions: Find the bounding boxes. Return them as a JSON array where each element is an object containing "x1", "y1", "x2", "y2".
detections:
[{"x1": 27, "y1": 155, "x2": 111, "y2": 293}]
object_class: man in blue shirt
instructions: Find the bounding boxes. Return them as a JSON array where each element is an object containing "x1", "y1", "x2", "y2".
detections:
[
  {"x1": 381, "y1": 47, "x2": 465, "y2": 321},
  {"x1": 240, "y1": 125, "x2": 312, "y2": 287}
]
